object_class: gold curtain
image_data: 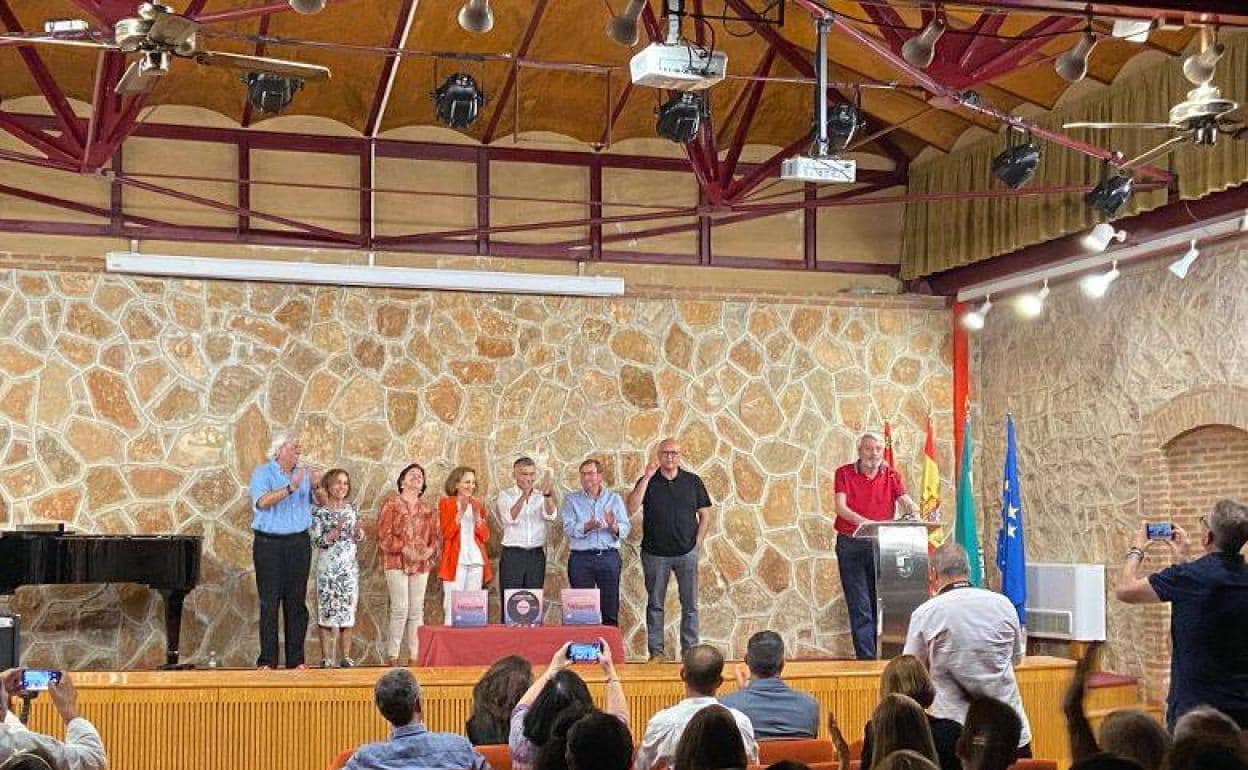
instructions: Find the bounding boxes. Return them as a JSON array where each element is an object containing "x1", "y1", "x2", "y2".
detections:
[{"x1": 901, "y1": 31, "x2": 1248, "y2": 280}]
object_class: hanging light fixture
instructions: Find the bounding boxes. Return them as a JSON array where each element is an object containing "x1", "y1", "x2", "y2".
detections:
[
  {"x1": 991, "y1": 127, "x2": 1042, "y2": 189},
  {"x1": 432, "y1": 73, "x2": 487, "y2": 128},
  {"x1": 1014, "y1": 280, "x2": 1050, "y2": 318},
  {"x1": 961, "y1": 296, "x2": 992, "y2": 331},
  {"x1": 288, "y1": 0, "x2": 327, "y2": 13},
  {"x1": 1081, "y1": 223, "x2": 1128, "y2": 252},
  {"x1": 1168, "y1": 240, "x2": 1200, "y2": 278},
  {"x1": 1085, "y1": 173, "x2": 1134, "y2": 218},
  {"x1": 458, "y1": 0, "x2": 494, "y2": 33},
  {"x1": 1055, "y1": 23, "x2": 1097, "y2": 82},
  {"x1": 1079, "y1": 260, "x2": 1120, "y2": 298},
  {"x1": 606, "y1": 0, "x2": 647, "y2": 47},
  {"x1": 902, "y1": 14, "x2": 946, "y2": 70},
  {"x1": 655, "y1": 92, "x2": 703, "y2": 143}
]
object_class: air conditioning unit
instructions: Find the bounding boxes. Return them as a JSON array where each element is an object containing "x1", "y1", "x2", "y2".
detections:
[{"x1": 1025, "y1": 563, "x2": 1106, "y2": 641}]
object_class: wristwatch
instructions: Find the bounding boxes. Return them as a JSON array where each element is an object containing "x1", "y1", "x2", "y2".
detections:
[{"x1": 286, "y1": 484, "x2": 294, "y2": 494}]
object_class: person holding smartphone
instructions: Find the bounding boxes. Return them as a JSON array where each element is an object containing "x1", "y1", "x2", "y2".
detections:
[{"x1": 0, "y1": 669, "x2": 108, "y2": 770}]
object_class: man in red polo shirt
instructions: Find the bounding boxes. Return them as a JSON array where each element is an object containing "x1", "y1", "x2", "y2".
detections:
[{"x1": 834, "y1": 433, "x2": 919, "y2": 659}]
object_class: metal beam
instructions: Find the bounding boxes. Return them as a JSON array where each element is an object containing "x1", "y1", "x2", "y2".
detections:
[
  {"x1": 240, "y1": 14, "x2": 273, "y2": 129},
  {"x1": 481, "y1": 0, "x2": 550, "y2": 144},
  {"x1": 0, "y1": 0, "x2": 85, "y2": 151},
  {"x1": 719, "y1": 47, "x2": 775, "y2": 186},
  {"x1": 960, "y1": 16, "x2": 1083, "y2": 86},
  {"x1": 0, "y1": 113, "x2": 79, "y2": 162},
  {"x1": 902, "y1": 0, "x2": 1248, "y2": 25},
  {"x1": 364, "y1": 0, "x2": 419, "y2": 138}
]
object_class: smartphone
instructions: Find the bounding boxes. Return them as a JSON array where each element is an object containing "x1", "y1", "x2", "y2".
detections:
[
  {"x1": 1145, "y1": 522, "x2": 1175, "y2": 540},
  {"x1": 20, "y1": 669, "x2": 62, "y2": 692},
  {"x1": 567, "y1": 642, "x2": 603, "y2": 663}
]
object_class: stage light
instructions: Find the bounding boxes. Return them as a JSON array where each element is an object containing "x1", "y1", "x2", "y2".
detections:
[
  {"x1": 655, "y1": 92, "x2": 703, "y2": 144},
  {"x1": 1014, "y1": 280, "x2": 1050, "y2": 318},
  {"x1": 289, "y1": 0, "x2": 327, "y2": 13},
  {"x1": 432, "y1": 73, "x2": 486, "y2": 128},
  {"x1": 823, "y1": 102, "x2": 862, "y2": 153},
  {"x1": 1055, "y1": 31, "x2": 1097, "y2": 82},
  {"x1": 961, "y1": 296, "x2": 992, "y2": 331},
  {"x1": 458, "y1": 0, "x2": 494, "y2": 34},
  {"x1": 902, "y1": 16, "x2": 946, "y2": 69},
  {"x1": 1085, "y1": 173, "x2": 1133, "y2": 218},
  {"x1": 244, "y1": 72, "x2": 303, "y2": 115},
  {"x1": 606, "y1": 0, "x2": 646, "y2": 47},
  {"x1": 1079, "y1": 261, "x2": 1120, "y2": 298},
  {"x1": 991, "y1": 129, "x2": 1041, "y2": 189},
  {"x1": 1081, "y1": 223, "x2": 1128, "y2": 252},
  {"x1": 1168, "y1": 240, "x2": 1199, "y2": 278}
]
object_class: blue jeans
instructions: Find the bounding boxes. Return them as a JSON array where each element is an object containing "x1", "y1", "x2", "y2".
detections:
[
  {"x1": 836, "y1": 534, "x2": 877, "y2": 659},
  {"x1": 642, "y1": 548, "x2": 699, "y2": 656},
  {"x1": 568, "y1": 549, "x2": 622, "y2": 626}
]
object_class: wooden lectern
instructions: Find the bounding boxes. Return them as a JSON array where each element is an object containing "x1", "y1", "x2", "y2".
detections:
[{"x1": 852, "y1": 520, "x2": 942, "y2": 658}]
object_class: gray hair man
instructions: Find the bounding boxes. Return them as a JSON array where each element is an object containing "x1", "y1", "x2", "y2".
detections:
[
  {"x1": 0, "y1": 670, "x2": 106, "y2": 770},
  {"x1": 346, "y1": 669, "x2": 488, "y2": 770}
]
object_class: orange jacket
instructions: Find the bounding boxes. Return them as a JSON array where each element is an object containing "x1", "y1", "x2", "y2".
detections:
[{"x1": 437, "y1": 495, "x2": 492, "y2": 583}]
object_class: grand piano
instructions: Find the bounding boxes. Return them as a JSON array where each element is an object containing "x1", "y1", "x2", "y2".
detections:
[{"x1": 0, "y1": 529, "x2": 202, "y2": 668}]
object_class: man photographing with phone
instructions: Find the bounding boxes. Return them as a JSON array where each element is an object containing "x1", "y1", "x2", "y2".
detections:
[{"x1": 0, "y1": 669, "x2": 107, "y2": 770}]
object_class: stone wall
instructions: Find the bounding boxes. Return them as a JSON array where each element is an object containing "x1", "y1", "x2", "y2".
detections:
[
  {"x1": 0, "y1": 264, "x2": 953, "y2": 668},
  {"x1": 975, "y1": 240, "x2": 1248, "y2": 701}
]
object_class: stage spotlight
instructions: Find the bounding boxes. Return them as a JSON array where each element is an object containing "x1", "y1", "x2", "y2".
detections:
[
  {"x1": 1055, "y1": 31, "x2": 1097, "y2": 82},
  {"x1": 606, "y1": 0, "x2": 646, "y2": 47},
  {"x1": 902, "y1": 16, "x2": 946, "y2": 69},
  {"x1": 289, "y1": 0, "x2": 327, "y2": 13},
  {"x1": 656, "y1": 92, "x2": 703, "y2": 144},
  {"x1": 822, "y1": 102, "x2": 862, "y2": 153},
  {"x1": 991, "y1": 129, "x2": 1041, "y2": 189},
  {"x1": 1085, "y1": 173, "x2": 1133, "y2": 218},
  {"x1": 1169, "y1": 240, "x2": 1199, "y2": 278},
  {"x1": 432, "y1": 73, "x2": 486, "y2": 128},
  {"x1": 961, "y1": 296, "x2": 992, "y2": 331},
  {"x1": 244, "y1": 72, "x2": 303, "y2": 115},
  {"x1": 458, "y1": 0, "x2": 494, "y2": 34},
  {"x1": 1079, "y1": 261, "x2": 1120, "y2": 298},
  {"x1": 1014, "y1": 280, "x2": 1050, "y2": 319},
  {"x1": 1081, "y1": 223, "x2": 1127, "y2": 252}
]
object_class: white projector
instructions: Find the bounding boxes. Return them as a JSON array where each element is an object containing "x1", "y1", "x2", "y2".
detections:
[
  {"x1": 629, "y1": 42, "x2": 727, "y2": 91},
  {"x1": 780, "y1": 155, "x2": 857, "y2": 184}
]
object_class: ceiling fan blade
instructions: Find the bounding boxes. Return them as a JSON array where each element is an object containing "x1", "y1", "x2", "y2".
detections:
[
  {"x1": 1064, "y1": 121, "x2": 1179, "y2": 130},
  {"x1": 115, "y1": 58, "x2": 160, "y2": 95},
  {"x1": 1120, "y1": 133, "x2": 1192, "y2": 170},
  {"x1": 147, "y1": 10, "x2": 200, "y2": 49},
  {"x1": 193, "y1": 50, "x2": 330, "y2": 81},
  {"x1": 1, "y1": 33, "x2": 116, "y2": 50}
]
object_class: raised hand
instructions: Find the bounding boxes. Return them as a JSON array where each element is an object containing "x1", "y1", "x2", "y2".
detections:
[
  {"x1": 290, "y1": 466, "x2": 307, "y2": 489},
  {"x1": 644, "y1": 462, "x2": 660, "y2": 479},
  {"x1": 539, "y1": 473, "x2": 554, "y2": 496}
]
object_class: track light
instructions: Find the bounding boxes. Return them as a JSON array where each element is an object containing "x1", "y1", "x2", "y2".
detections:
[
  {"x1": 961, "y1": 296, "x2": 992, "y2": 331},
  {"x1": 607, "y1": 0, "x2": 646, "y2": 47},
  {"x1": 1085, "y1": 173, "x2": 1133, "y2": 218},
  {"x1": 244, "y1": 72, "x2": 302, "y2": 115},
  {"x1": 288, "y1": 0, "x2": 327, "y2": 13},
  {"x1": 1169, "y1": 240, "x2": 1199, "y2": 278},
  {"x1": 1014, "y1": 280, "x2": 1050, "y2": 319},
  {"x1": 1080, "y1": 261, "x2": 1120, "y2": 298},
  {"x1": 1182, "y1": 41, "x2": 1224, "y2": 86},
  {"x1": 458, "y1": 0, "x2": 494, "y2": 34},
  {"x1": 902, "y1": 15, "x2": 946, "y2": 69},
  {"x1": 1055, "y1": 30, "x2": 1097, "y2": 82},
  {"x1": 1081, "y1": 223, "x2": 1128, "y2": 253},
  {"x1": 432, "y1": 73, "x2": 486, "y2": 128},
  {"x1": 824, "y1": 102, "x2": 862, "y2": 154},
  {"x1": 991, "y1": 129, "x2": 1041, "y2": 189},
  {"x1": 655, "y1": 92, "x2": 703, "y2": 144}
]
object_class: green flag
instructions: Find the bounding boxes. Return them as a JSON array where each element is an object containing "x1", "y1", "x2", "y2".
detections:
[{"x1": 956, "y1": 414, "x2": 985, "y2": 586}]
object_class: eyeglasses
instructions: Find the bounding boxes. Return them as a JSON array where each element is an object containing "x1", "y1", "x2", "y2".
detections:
[{"x1": 660, "y1": 450, "x2": 681, "y2": 456}]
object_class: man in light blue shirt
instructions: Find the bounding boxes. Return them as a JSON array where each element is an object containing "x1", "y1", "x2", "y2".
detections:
[
  {"x1": 347, "y1": 669, "x2": 489, "y2": 770},
  {"x1": 561, "y1": 458, "x2": 630, "y2": 626},
  {"x1": 248, "y1": 430, "x2": 323, "y2": 669},
  {"x1": 719, "y1": 631, "x2": 819, "y2": 738}
]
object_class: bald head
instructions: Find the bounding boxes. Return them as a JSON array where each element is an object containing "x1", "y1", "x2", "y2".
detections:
[{"x1": 681, "y1": 644, "x2": 725, "y2": 696}]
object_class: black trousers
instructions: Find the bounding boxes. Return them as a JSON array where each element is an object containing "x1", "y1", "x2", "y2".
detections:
[
  {"x1": 568, "y1": 550, "x2": 622, "y2": 626},
  {"x1": 499, "y1": 546, "x2": 547, "y2": 591},
  {"x1": 253, "y1": 530, "x2": 311, "y2": 668}
]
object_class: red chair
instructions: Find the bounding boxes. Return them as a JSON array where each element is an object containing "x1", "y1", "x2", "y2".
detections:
[
  {"x1": 477, "y1": 743, "x2": 512, "y2": 770},
  {"x1": 757, "y1": 739, "x2": 838, "y2": 766},
  {"x1": 1008, "y1": 761, "x2": 1057, "y2": 770},
  {"x1": 326, "y1": 748, "x2": 353, "y2": 770}
]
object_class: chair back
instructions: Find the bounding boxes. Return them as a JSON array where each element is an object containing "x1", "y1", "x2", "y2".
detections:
[
  {"x1": 757, "y1": 739, "x2": 838, "y2": 765},
  {"x1": 477, "y1": 743, "x2": 512, "y2": 770},
  {"x1": 325, "y1": 748, "x2": 353, "y2": 770},
  {"x1": 1008, "y1": 761, "x2": 1057, "y2": 770}
]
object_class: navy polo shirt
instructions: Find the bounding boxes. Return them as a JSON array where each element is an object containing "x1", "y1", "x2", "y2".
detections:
[{"x1": 640, "y1": 468, "x2": 712, "y2": 557}]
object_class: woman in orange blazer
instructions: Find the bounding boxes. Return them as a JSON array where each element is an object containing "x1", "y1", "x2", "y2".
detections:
[{"x1": 438, "y1": 465, "x2": 492, "y2": 625}]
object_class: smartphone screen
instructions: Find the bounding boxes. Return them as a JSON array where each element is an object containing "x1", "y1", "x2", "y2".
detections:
[
  {"x1": 20, "y1": 669, "x2": 62, "y2": 692},
  {"x1": 567, "y1": 642, "x2": 602, "y2": 663},
  {"x1": 1145, "y1": 522, "x2": 1174, "y2": 540}
]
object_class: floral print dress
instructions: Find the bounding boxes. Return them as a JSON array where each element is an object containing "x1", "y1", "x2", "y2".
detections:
[{"x1": 310, "y1": 503, "x2": 360, "y2": 628}]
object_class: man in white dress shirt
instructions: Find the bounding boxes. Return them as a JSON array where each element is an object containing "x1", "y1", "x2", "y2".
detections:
[
  {"x1": 903, "y1": 542, "x2": 1033, "y2": 756},
  {"x1": 0, "y1": 670, "x2": 107, "y2": 770},
  {"x1": 494, "y1": 457, "x2": 558, "y2": 592}
]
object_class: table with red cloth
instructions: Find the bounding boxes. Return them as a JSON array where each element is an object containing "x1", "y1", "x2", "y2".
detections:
[{"x1": 416, "y1": 624, "x2": 626, "y2": 667}]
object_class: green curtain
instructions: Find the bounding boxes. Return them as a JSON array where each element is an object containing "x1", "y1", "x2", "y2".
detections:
[{"x1": 901, "y1": 30, "x2": 1248, "y2": 280}]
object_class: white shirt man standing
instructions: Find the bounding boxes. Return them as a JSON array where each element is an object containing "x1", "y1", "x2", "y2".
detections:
[{"x1": 494, "y1": 456, "x2": 558, "y2": 592}]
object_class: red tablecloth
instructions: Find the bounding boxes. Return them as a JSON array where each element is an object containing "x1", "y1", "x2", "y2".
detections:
[{"x1": 416, "y1": 624, "x2": 626, "y2": 667}]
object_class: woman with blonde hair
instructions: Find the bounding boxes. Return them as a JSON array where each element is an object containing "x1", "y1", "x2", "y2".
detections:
[
  {"x1": 868, "y1": 694, "x2": 939, "y2": 770},
  {"x1": 863, "y1": 656, "x2": 962, "y2": 770},
  {"x1": 438, "y1": 465, "x2": 492, "y2": 624}
]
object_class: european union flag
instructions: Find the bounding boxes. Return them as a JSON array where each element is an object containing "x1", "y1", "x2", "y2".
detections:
[{"x1": 996, "y1": 415, "x2": 1027, "y2": 624}]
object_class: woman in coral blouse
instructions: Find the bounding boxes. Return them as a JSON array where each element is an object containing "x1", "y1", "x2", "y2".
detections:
[
  {"x1": 377, "y1": 462, "x2": 440, "y2": 665},
  {"x1": 438, "y1": 465, "x2": 492, "y2": 625}
]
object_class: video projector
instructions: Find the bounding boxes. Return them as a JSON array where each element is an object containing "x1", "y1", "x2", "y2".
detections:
[{"x1": 630, "y1": 42, "x2": 727, "y2": 91}]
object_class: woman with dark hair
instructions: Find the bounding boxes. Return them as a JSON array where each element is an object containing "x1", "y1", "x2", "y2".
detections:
[
  {"x1": 868, "y1": 694, "x2": 939, "y2": 770},
  {"x1": 467, "y1": 655, "x2": 534, "y2": 745},
  {"x1": 956, "y1": 696, "x2": 1022, "y2": 770},
  {"x1": 438, "y1": 465, "x2": 492, "y2": 625},
  {"x1": 673, "y1": 705, "x2": 748, "y2": 770},
  {"x1": 377, "y1": 462, "x2": 439, "y2": 665},
  {"x1": 535, "y1": 709, "x2": 633, "y2": 770},
  {"x1": 509, "y1": 642, "x2": 627, "y2": 770},
  {"x1": 863, "y1": 655, "x2": 962, "y2": 770}
]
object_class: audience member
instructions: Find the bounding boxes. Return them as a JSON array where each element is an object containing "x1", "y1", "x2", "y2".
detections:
[
  {"x1": 547, "y1": 709, "x2": 633, "y2": 770},
  {"x1": 874, "y1": 750, "x2": 939, "y2": 770},
  {"x1": 532, "y1": 705, "x2": 593, "y2": 770},
  {"x1": 467, "y1": 655, "x2": 533, "y2": 746},
  {"x1": 765, "y1": 762, "x2": 811, "y2": 770},
  {"x1": 867, "y1": 694, "x2": 939, "y2": 770},
  {"x1": 673, "y1": 705, "x2": 748, "y2": 770},
  {"x1": 955, "y1": 696, "x2": 1022, "y2": 770},
  {"x1": 438, "y1": 466, "x2": 492, "y2": 626},
  {"x1": 510, "y1": 642, "x2": 627, "y2": 770},
  {"x1": 1, "y1": 754, "x2": 54, "y2": 770},
  {"x1": 862, "y1": 655, "x2": 961, "y2": 770},
  {"x1": 310, "y1": 468, "x2": 363, "y2": 667},
  {"x1": 635, "y1": 645, "x2": 758, "y2": 770},
  {"x1": 1172, "y1": 705, "x2": 1242, "y2": 747},
  {"x1": 346, "y1": 669, "x2": 487, "y2": 770},
  {"x1": 1098, "y1": 711, "x2": 1170, "y2": 770},
  {"x1": 0, "y1": 671, "x2": 106, "y2": 770},
  {"x1": 1062, "y1": 642, "x2": 1155, "y2": 770},
  {"x1": 1115, "y1": 499, "x2": 1248, "y2": 729},
  {"x1": 1167, "y1": 734, "x2": 1248, "y2": 770},
  {"x1": 905, "y1": 543, "x2": 1032, "y2": 753},
  {"x1": 719, "y1": 631, "x2": 819, "y2": 739},
  {"x1": 377, "y1": 462, "x2": 440, "y2": 665}
]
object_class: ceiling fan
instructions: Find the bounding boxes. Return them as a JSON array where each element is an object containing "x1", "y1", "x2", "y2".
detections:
[
  {"x1": 17, "y1": 2, "x2": 330, "y2": 95},
  {"x1": 1063, "y1": 27, "x2": 1243, "y2": 171}
]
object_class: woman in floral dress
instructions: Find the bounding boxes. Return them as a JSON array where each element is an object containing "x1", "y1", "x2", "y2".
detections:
[{"x1": 310, "y1": 467, "x2": 363, "y2": 667}]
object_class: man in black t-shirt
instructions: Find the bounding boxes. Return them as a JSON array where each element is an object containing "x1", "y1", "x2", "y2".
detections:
[
  {"x1": 1115, "y1": 498, "x2": 1248, "y2": 730},
  {"x1": 627, "y1": 437, "x2": 713, "y2": 662}
]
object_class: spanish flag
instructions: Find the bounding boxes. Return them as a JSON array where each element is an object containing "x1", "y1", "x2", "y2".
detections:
[
  {"x1": 920, "y1": 418, "x2": 944, "y2": 547},
  {"x1": 883, "y1": 421, "x2": 896, "y2": 469}
]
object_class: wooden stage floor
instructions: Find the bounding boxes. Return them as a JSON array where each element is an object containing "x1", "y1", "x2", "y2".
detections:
[{"x1": 22, "y1": 656, "x2": 1079, "y2": 770}]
